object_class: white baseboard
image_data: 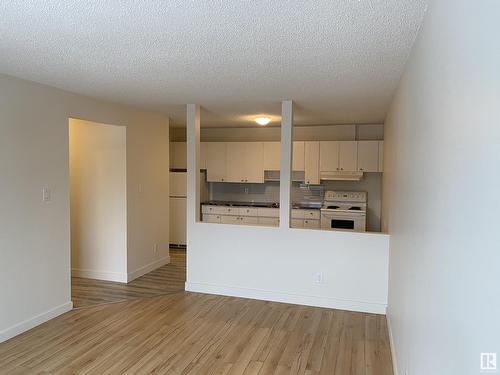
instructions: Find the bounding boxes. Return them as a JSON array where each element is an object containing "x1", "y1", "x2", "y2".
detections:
[
  {"x1": 0, "y1": 301, "x2": 73, "y2": 343},
  {"x1": 387, "y1": 313, "x2": 399, "y2": 375},
  {"x1": 127, "y1": 256, "x2": 170, "y2": 282},
  {"x1": 185, "y1": 282, "x2": 387, "y2": 315},
  {"x1": 72, "y1": 268, "x2": 128, "y2": 283}
]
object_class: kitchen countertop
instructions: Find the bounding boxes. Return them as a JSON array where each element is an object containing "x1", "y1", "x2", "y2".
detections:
[{"x1": 201, "y1": 201, "x2": 321, "y2": 210}]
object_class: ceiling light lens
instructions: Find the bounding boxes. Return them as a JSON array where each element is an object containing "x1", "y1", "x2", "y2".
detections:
[{"x1": 255, "y1": 117, "x2": 271, "y2": 126}]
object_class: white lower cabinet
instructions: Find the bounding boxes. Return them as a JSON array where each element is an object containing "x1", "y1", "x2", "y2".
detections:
[
  {"x1": 258, "y1": 217, "x2": 279, "y2": 226},
  {"x1": 220, "y1": 215, "x2": 240, "y2": 225},
  {"x1": 202, "y1": 205, "x2": 279, "y2": 227},
  {"x1": 240, "y1": 216, "x2": 259, "y2": 225},
  {"x1": 203, "y1": 214, "x2": 221, "y2": 223},
  {"x1": 303, "y1": 219, "x2": 320, "y2": 229},
  {"x1": 291, "y1": 209, "x2": 321, "y2": 228}
]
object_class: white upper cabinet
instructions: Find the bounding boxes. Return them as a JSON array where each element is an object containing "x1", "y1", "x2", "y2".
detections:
[
  {"x1": 292, "y1": 141, "x2": 305, "y2": 171},
  {"x1": 206, "y1": 142, "x2": 227, "y2": 182},
  {"x1": 320, "y1": 141, "x2": 359, "y2": 172},
  {"x1": 357, "y1": 141, "x2": 379, "y2": 172},
  {"x1": 378, "y1": 141, "x2": 384, "y2": 172},
  {"x1": 226, "y1": 142, "x2": 245, "y2": 182},
  {"x1": 304, "y1": 141, "x2": 320, "y2": 184},
  {"x1": 226, "y1": 142, "x2": 264, "y2": 183},
  {"x1": 170, "y1": 142, "x2": 187, "y2": 169},
  {"x1": 263, "y1": 142, "x2": 280, "y2": 171},
  {"x1": 319, "y1": 141, "x2": 339, "y2": 171},
  {"x1": 338, "y1": 141, "x2": 357, "y2": 171},
  {"x1": 259, "y1": 141, "x2": 305, "y2": 172},
  {"x1": 244, "y1": 142, "x2": 264, "y2": 183}
]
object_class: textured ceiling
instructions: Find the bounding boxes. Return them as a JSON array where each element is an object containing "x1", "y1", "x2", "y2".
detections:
[{"x1": 0, "y1": 1, "x2": 427, "y2": 127}]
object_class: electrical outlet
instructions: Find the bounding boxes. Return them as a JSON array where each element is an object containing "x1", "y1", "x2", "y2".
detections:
[
  {"x1": 153, "y1": 243, "x2": 159, "y2": 253},
  {"x1": 314, "y1": 272, "x2": 324, "y2": 284},
  {"x1": 244, "y1": 187, "x2": 249, "y2": 194}
]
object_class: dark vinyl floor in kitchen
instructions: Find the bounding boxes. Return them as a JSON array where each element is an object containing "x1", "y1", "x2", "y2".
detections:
[{"x1": 71, "y1": 248, "x2": 186, "y2": 308}]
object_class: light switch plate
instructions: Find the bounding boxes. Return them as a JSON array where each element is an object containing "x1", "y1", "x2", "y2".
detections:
[{"x1": 42, "y1": 187, "x2": 51, "y2": 202}]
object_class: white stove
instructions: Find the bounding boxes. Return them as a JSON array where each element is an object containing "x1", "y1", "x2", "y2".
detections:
[{"x1": 320, "y1": 191, "x2": 367, "y2": 232}]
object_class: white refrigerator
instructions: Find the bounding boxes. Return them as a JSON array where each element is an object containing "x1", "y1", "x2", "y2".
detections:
[
  {"x1": 169, "y1": 172, "x2": 187, "y2": 246},
  {"x1": 169, "y1": 171, "x2": 206, "y2": 246}
]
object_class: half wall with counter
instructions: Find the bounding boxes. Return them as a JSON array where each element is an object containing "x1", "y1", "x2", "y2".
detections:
[{"x1": 185, "y1": 102, "x2": 390, "y2": 315}]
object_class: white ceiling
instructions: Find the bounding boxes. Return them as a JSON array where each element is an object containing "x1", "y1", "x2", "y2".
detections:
[{"x1": 0, "y1": 1, "x2": 427, "y2": 127}]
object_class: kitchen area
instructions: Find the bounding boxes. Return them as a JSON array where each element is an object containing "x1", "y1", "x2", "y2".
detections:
[{"x1": 169, "y1": 124, "x2": 384, "y2": 246}]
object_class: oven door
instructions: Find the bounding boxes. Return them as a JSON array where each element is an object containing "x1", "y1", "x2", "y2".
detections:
[{"x1": 321, "y1": 211, "x2": 366, "y2": 232}]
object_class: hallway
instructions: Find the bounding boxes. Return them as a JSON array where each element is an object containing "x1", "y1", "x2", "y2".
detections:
[{"x1": 72, "y1": 249, "x2": 186, "y2": 308}]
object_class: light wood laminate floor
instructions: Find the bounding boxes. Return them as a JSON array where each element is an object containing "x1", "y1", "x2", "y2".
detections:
[
  {"x1": 72, "y1": 248, "x2": 186, "y2": 308},
  {"x1": 0, "y1": 291, "x2": 393, "y2": 374}
]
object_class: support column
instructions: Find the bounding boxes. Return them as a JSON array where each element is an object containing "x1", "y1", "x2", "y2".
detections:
[
  {"x1": 279, "y1": 100, "x2": 293, "y2": 229},
  {"x1": 186, "y1": 104, "x2": 200, "y2": 229}
]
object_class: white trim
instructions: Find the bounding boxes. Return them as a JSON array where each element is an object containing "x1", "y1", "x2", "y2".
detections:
[
  {"x1": 72, "y1": 268, "x2": 128, "y2": 283},
  {"x1": 127, "y1": 256, "x2": 170, "y2": 282},
  {"x1": 185, "y1": 281, "x2": 387, "y2": 315},
  {"x1": 0, "y1": 301, "x2": 73, "y2": 343},
  {"x1": 387, "y1": 313, "x2": 399, "y2": 375}
]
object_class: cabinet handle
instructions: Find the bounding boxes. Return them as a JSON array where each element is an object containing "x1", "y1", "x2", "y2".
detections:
[
  {"x1": 341, "y1": 168, "x2": 344, "y2": 170},
  {"x1": 359, "y1": 168, "x2": 364, "y2": 171},
  {"x1": 336, "y1": 168, "x2": 339, "y2": 171},
  {"x1": 221, "y1": 178, "x2": 224, "y2": 181}
]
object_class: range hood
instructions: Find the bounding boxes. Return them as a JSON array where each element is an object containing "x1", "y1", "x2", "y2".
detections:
[{"x1": 320, "y1": 171, "x2": 364, "y2": 181}]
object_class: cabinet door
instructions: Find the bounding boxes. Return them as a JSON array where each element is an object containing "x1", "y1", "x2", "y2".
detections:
[
  {"x1": 378, "y1": 141, "x2": 384, "y2": 172},
  {"x1": 226, "y1": 142, "x2": 245, "y2": 182},
  {"x1": 200, "y1": 142, "x2": 207, "y2": 170},
  {"x1": 243, "y1": 142, "x2": 264, "y2": 183},
  {"x1": 220, "y1": 215, "x2": 240, "y2": 225},
  {"x1": 292, "y1": 141, "x2": 305, "y2": 171},
  {"x1": 258, "y1": 217, "x2": 279, "y2": 227},
  {"x1": 240, "y1": 216, "x2": 259, "y2": 226},
  {"x1": 206, "y1": 142, "x2": 227, "y2": 182},
  {"x1": 319, "y1": 141, "x2": 339, "y2": 171},
  {"x1": 203, "y1": 214, "x2": 221, "y2": 223},
  {"x1": 169, "y1": 197, "x2": 186, "y2": 244},
  {"x1": 303, "y1": 219, "x2": 320, "y2": 229},
  {"x1": 339, "y1": 141, "x2": 358, "y2": 171},
  {"x1": 263, "y1": 142, "x2": 280, "y2": 171},
  {"x1": 357, "y1": 141, "x2": 379, "y2": 172},
  {"x1": 304, "y1": 141, "x2": 320, "y2": 184},
  {"x1": 170, "y1": 142, "x2": 187, "y2": 169}
]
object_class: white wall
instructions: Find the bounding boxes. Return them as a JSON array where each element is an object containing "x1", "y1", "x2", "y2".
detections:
[
  {"x1": 0, "y1": 74, "x2": 169, "y2": 343},
  {"x1": 69, "y1": 119, "x2": 128, "y2": 282},
  {"x1": 383, "y1": 1, "x2": 500, "y2": 374},
  {"x1": 186, "y1": 103, "x2": 390, "y2": 315}
]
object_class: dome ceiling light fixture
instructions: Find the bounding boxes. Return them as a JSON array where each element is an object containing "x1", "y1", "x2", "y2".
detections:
[{"x1": 254, "y1": 117, "x2": 272, "y2": 126}]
